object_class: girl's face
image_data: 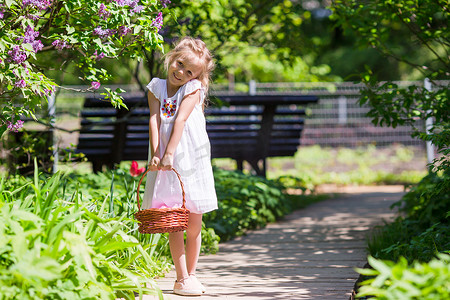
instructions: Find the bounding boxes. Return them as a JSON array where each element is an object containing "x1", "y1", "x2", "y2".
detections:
[{"x1": 167, "y1": 54, "x2": 203, "y2": 90}]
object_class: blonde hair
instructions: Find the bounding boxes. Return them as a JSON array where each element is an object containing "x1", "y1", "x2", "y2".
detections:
[{"x1": 164, "y1": 37, "x2": 215, "y2": 95}]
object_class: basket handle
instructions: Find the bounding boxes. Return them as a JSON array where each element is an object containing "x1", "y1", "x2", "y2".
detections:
[{"x1": 136, "y1": 167, "x2": 186, "y2": 211}]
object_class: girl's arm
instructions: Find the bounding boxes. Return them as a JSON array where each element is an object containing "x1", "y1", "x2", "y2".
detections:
[
  {"x1": 159, "y1": 90, "x2": 200, "y2": 170},
  {"x1": 148, "y1": 91, "x2": 161, "y2": 171}
]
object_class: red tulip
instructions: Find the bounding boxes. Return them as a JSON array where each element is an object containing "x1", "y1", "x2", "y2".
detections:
[{"x1": 130, "y1": 161, "x2": 145, "y2": 177}]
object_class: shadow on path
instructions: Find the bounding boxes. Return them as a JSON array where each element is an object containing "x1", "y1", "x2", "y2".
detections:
[{"x1": 156, "y1": 188, "x2": 404, "y2": 300}]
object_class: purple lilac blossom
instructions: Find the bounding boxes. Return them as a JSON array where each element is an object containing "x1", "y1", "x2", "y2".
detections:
[
  {"x1": 131, "y1": 5, "x2": 143, "y2": 15},
  {"x1": 7, "y1": 46, "x2": 28, "y2": 64},
  {"x1": 38, "y1": 88, "x2": 52, "y2": 96},
  {"x1": 52, "y1": 39, "x2": 71, "y2": 50},
  {"x1": 0, "y1": 9, "x2": 4, "y2": 19},
  {"x1": 91, "y1": 81, "x2": 101, "y2": 90},
  {"x1": 98, "y1": 3, "x2": 111, "y2": 20},
  {"x1": 32, "y1": 40, "x2": 43, "y2": 52},
  {"x1": 93, "y1": 50, "x2": 105, "y2": 61},
  {"x1": 6, "y1": 120, "x2": 25, "y2": 132},
  {"x1": 116, "y1": 0, "x2": 138, "y2": 8},
  {"x1": 27, "y1": 14, "x2": 40, "y2": 20},
  {"x1": 22, "y1": 0, "x2": 53, "y2": 10},
  {"x1": 118, "y1": 26, "x2": 132, "y2": 37},
  {"x1": 14, "y1": 79, "x2": 27, "y2": 88},
  {"x1": 93, "y1": 27, "x2": 116, "y2": 39},
  {"x1": 152, "y1": 12, "x2": 163, "y2": 30},
  {"x1": 23, "y1": 26, "x2": 40, "y2": 43},
  {"x1": 160, "y1": 0, "x2": 171, "y2": 8}
]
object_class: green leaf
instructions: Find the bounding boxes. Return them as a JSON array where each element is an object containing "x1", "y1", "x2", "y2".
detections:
[
  {"x1": 93, "y1": 38, "x2": 103, "y2": 47},
  {"x1": 5, "y1": 0, "x2": 15, "y2": 8},
  {"x1": 94, "y1": 219, "x2": 124, "y2": 248},
  {"x1": 134, "y1": 25, "x2": 142, "y2": 34},
  {"x1": 66, "y1": 25, "x2": 75, "y2": 34},
  {"x1": 10, "y1": 254, "x2": 64, "y2": 282},
  {"x1": 47, "y1": 211, "x2": 84, "y2": 245},
  {"x1": 368, "y1": 256, "x2": 392, "y2": 276},
  {"x1": 63, "y1": 231, "x2": 97, "y2": 279},
  {"x1": 355, "y1": 267, "x2": 379, "y2": 276},
  {"x1": 97, "y1": 241, "x2": 139, "y2": 254},
  {"x1": 22, "y1": 43, "x2": 34, "y2": 52},
  {"x1": 11, "y1": 209, "x2": 42, "y2": 224},
  {"x1": 40, "y1": 172, "x2": 61, "y2": 219}
]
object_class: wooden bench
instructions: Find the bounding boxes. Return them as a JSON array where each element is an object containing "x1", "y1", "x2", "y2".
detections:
[
  {"x1": 77, "y1": 97, "x2": 149, "y2": 172},
  {"x1": 205, "y1": 94, "x2": 318, "y2": 176},
  {"x1": 77, "y1": 94, "x2": 319, "y2": 176}
]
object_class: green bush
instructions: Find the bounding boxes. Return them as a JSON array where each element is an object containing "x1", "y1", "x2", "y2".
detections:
[
  {"x1": 356, "y1": 254, "x2": 450, "y2": 300},
  {"x1": 392, "y1": 170, "x2": 450, "y2": 227},
  {"x1": 200, "y1": 223, "x2": 220, "y2": 254},
  {"x1": 0, "y1": 165, "x2": 164, "y2": 299},
  {"x1": 359, "y1": 169, "x2": 450, "y2": 298},
  {"x1": 368, "y1": 220, "x2": 450, "y2": 264},
  {"x1": 367, "y1": 170, "x2": 450, "y2": 263}
]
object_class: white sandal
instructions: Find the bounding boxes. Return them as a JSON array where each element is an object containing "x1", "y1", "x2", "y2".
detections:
[
  {"x1": 173, "y1": 277, "x2": 202, "y2": 296},
  {"x1": 190, "y1": 274, "x2": 206, "y2": 293}
]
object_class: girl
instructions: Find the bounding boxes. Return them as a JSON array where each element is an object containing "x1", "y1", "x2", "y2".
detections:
[{"x1": 142, "y1": 37, "x2": 217, "y2": 296}]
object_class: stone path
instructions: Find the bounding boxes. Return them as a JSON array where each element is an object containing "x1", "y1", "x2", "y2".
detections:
[{"x1": 151, "y1": 186, "x2": 404, "y2": 299}]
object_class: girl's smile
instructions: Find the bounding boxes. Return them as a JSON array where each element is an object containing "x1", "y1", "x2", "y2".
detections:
[{"x1": 173, "y1": 73, "x2": 181, "y2": 81}]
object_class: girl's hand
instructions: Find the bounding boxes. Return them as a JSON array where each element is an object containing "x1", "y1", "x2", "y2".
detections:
[
  {"x1": 159, "y1": 153, "x2": 173, "y2": 171},
  {"x1": 148, "y1": 156, "x2": 160, "y2": 171}
]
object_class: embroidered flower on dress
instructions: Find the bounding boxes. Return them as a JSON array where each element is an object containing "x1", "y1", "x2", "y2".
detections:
[{"x1": 161, "y1": 98, "x2": 177, "y2": 117}]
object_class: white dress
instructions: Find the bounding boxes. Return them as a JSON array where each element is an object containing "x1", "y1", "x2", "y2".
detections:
[{"x1": 141, "y1": 78, "x2": 218, "y2": 214}]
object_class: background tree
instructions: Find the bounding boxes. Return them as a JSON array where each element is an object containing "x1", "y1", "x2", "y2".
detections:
[
  {"x1": 0, "y1": 0, "x2": 170, "y2": 137},
  {"x1": 3, "y1": 0, "x2": 430, "y2": 101},
  {"x1": 137, "y1": 0, "x2": 342, "y2": 87},
  {"x1": 133, "y1": 0, "x2": 437, "y2": 88},
  {"x1": 331, "y1": 0, "x2": 449, "y2": 170}
]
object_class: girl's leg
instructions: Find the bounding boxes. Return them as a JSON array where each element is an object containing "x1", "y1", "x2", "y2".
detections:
[
  {"x1": 168, "y1": 231, "x2": 189, "y2": 281},
  {"x1": 185, "y1": 213, "x2": 203, "y2": 276}
]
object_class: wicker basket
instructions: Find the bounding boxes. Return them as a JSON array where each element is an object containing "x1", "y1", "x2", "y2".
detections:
[{"x1": 135, "y1": 168, "x2": 190, "y2": 234}]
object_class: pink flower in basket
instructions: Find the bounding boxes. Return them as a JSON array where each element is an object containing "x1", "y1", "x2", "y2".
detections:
[{"x1": 130, "y1": 161, "x2": 145, "y2": 177}]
